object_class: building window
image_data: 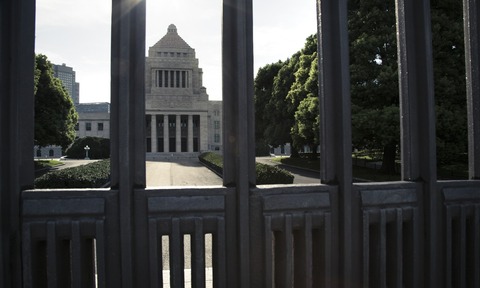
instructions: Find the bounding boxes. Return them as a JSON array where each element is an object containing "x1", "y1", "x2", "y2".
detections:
[
  {"x1": 75, "y1": 123, "x2": 79, "y2": 131},
  {"x1": 156, "y1": 70, "x2": 163, "y2": 87},
  {"x1": 176, "y1": 71, "x2": 180, "y2": 88},
  {"x1": 164, "y1": 70, "x2": 169, "y2": 87},
  {"x1": 86, "y1": 122, "x2": 91, "y2": 131},
  {"x1": 214, "y1": 120, "x2": 220, "y2": 129},
  {"x1": 182, "y1": 71, "x2": 186, "y2": 88},
  {"x1": 214, "y1": 110, "x2": 220, "y2": 117},
  {"x1": 49, "y1": 149, "x2": 54, "y2": 157},
  {"x1": 98, "y1": 123, "x2": 104, "y2": 131},
  {"x1": 36, "y1": 149, "x2": 41, "y2": 157},
  {"x1": 214, "y1": 134, "x2": 220, "y2": 143},
  {"x1": 170, "y1": 71, "x2": 175, "y2": 87}
]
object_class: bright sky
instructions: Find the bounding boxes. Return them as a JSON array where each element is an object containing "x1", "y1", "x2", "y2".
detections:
[{"x1": 35, "y1": 0, "x2": 317, "y2": 102}]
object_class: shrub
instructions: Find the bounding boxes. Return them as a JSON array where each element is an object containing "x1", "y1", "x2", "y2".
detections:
[
  {"x1": 66, "y1": 137, "x2": 110, "y2": 159},
  {"x1": 255, "y1": 162, "x2": 294, "y2": 184},
  {"x1": 35, "y1": 160, "x2": 110, "y2": 188},
  {"x1": 198, "y1": 152, "x2": 223, "y2": 175},
  {"x1": 199, "y1": 152, "x2": 294, "y2": 184}
]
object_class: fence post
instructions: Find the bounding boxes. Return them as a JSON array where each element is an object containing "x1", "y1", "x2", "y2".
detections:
[
  {"x1": 0, "y1": 0, "x2": 36, "y2": 287},
  {"x1": 222, "y1": 0, "x2": 255, "y2": 286},
  {"x1": 316, "y1": 0, "x2": 355, "y2": 286},
  {"x1": 110, "y1": 0, "x2": 146, "y2": 286},
  {"x1": 396, "y1": 0, "x2": 438, "y2": 286},
  {"x1": 464, "y1": 0, "x2": 480, "y2": 179}
]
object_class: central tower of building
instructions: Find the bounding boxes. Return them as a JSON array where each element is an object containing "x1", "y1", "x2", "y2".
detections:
[{"x1": 145, "y1": 24, "x2": 221, "y2": 157}]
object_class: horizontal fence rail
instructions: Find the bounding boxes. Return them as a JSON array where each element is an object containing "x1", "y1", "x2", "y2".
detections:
[
  {"x1": 138, "y1": 187, "x2": 230, "y2": 288},
  {"x1": 441, "y1": 182, "x2": 480, "y2": 288},
  {"x1": 250, "y1": 185, "x2": 338, "y2": 288},
  {"x1": 21, "y1": 189, "x2": 120, "y2": 288},
  {"x1": 356, "y1": 182, "x2": 423, "y2": 288}
]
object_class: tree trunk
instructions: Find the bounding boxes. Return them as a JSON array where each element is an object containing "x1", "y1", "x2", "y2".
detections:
[{"x1": 381, "y1": 142, "x2": 397, "y2": 174}]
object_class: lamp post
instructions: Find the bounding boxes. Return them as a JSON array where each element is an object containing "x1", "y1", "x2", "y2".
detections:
[{"x1": 84, "y1": 145, "x2": 90, "y2": 160}]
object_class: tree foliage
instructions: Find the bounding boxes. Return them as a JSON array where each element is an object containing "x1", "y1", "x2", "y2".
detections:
[
  {"x1": 254, "y1": 0, "x2": 467, "y2": 172},
  {"x1": 34, "y1": 54, "x2": 78, "y2": 149}
]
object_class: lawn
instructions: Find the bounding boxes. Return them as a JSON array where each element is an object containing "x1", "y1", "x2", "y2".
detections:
[{"x1": 272, "y1": 156, "x2": 468, "y2": 182}]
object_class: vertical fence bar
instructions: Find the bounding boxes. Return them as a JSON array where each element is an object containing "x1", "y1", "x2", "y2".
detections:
[
  {"x1": 0, "y1": 0, "x2": 35, "y2": 287},
  {"x1": 170, "y1": 218, "x2": 184, "y2": 287},
  {"x1": 214, "y1": 217, "x2": 226, "y2": 287},
  {"x1": 463, "y1": 0, "x2": 480, "y2": 179},
  {"x1": 148, "y1": 219, "x2": 160, "y2": 288},
  {"x1": 396, "y1": 0, "x2": 437, "y2": 286},
  {"x1": 95, "y1": 220, "x2": 106, "y2": 288},
  {"x1": 110, "y1": 0, "x2": 146, "y2": 286},
  {"x1": 222, "y1": 0, "x2": 254, "y2": 286},
  {"x1": 46, "y1": 222, "x2": 58, "y2": 288},
  {"x1": 474, "y1": 205, "x2": 480, "y2": 287},
  {"x1": 316, "y1": 0, "x2": 354, "y2": 286},
  {"x1": 395, "y1": 209, "x2": 403, "y2": 288},
  {"x1": 264, "y1": 216, "x2": 273, "y2": 288},
  {"x1": 380, "y1": 211, "x2": 387, "y2": 288},
  {"x1": 192, "y1": 218, "x2": 206, "y2": 287}
]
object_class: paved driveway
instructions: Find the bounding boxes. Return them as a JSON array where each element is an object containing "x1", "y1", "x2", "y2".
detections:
[{"x1": 146, "y1": 158, "x2": 223, "y2": 187}]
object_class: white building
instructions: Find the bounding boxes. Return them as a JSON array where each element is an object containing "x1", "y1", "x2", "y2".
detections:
[
  {"x1": 75, "y1": 103, "x2": 110, "y2": 139},
  {"x1": 145, "y1": 24, "x2": 222, "y2": 158},
  {"x1": 74, "y1": 25, "x2": 223, "y2": 158}
]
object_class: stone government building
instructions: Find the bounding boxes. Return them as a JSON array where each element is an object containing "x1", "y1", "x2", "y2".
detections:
[
  {"x1": 145, "y1": 24, "x2": 222, "y2": 158},
  {"x1": 75, "y1": 24, "x2": 222, "y2": 158}
]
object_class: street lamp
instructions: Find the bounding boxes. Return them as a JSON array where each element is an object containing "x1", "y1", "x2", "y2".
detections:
[{"x1": 84, "y1": 145, "x2": 90, "y2": 160}]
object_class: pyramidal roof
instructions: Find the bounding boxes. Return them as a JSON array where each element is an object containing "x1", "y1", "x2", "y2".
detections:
[{"x1": 152, "y1": 24, "x2": 192, "y2": 50}]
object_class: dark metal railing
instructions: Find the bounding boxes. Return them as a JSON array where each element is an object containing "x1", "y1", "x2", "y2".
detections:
[{"x1": 1, "y1": 0, "x2": 480, "y2": 287}]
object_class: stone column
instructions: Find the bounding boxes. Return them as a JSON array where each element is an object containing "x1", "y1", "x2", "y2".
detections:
[
  {"x1": 163, "y1": 114, "x2": 169, "y2": 152},
  {"x1": 200, "y1": 113, "x2": 208, "y2": 152},
  {"x1": 151, "y1": 114, "x2": 157, "y2": 152},
  {"x1": 188, "y1": 114, "x2": 193, "y2": 152},
  {"x1": 176, "y1": 114, "x2": 181, "y2": 152}
]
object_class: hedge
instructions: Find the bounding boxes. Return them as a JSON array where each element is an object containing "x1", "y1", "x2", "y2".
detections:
[
  {"x1": 66, "y1": 137, "x2": 110, "y2": 159},
  {"x1": 35, "y1": 160, "x2": 110, "y2": 188},
  {"x1": 199, "y1": 152, "x2": 294, "y2": 184}
]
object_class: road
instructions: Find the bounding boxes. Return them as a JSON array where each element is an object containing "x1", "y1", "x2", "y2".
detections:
[{"x1": 146, "y1": 158, "x2": 223, "y2": 187}]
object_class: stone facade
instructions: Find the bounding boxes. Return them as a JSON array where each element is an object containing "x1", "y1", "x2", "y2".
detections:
[
  {"x1": 145, "y1": 24, "x2": 222, "y2": 157},
  {"x1": 75, "y1": 103, "x2": 110, "y2": 139}
]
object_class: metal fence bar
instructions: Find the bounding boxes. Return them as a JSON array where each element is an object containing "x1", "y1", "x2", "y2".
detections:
[
  {"x1": 214, "y1": 217, "x2": 226, "y2": 288},
  {"x1": 148, "y1": 219, "x2": 160, "y2": 288},
  {"x1": 222, "y1": 0, "x2": 255, "y2": 285},
  {"x1": 362, "y1": 212, "x2": 370, "y2": 288},
  {"x1": 46, "y1": 222, "x2": 58, "y2": 288},
  {"x1": 95, "y1": 220, "x2": 106, "y2": 288},
  {"x1": 394, "y1": 209, "x2": 403, "y2": 288},
  {"x1": 170, "y1": 218, "x2": 185, "y2": 287},
  {"x1": 316, "y1": 0, "x2": 354, "y2": 285},
  {"x1": 464, "y1": 0, "x2": 480, "y2": 179},
  {"x1": 264, "y1": 216, "x2": 273, "y2": 288},
  {"x1": 0, "y1": 0, "x2": 35, "y2": 286},
  {"x1": 474, "y1": 205, "x2": 480, "y2": 287},
  {"x1": 110, "y1": 0, "x2": 146, "y2": 285},
  {"x1": 192, "y1": 218, "x2": 206, "y2": 288},
  {"x1": 396, "y1": 1, "x2": 439, "y2": 287}
]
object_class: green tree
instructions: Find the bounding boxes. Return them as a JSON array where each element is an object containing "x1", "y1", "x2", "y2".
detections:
[
  {"x1": 348, "y1": 0, "x2": 400, "y2": 173},
  {"x1": 34, "y1": 54, "x2": 78, "y2": 149},
  {"x1": 254, "y1": 61, "x2": 284, "y2": 155},
  {"x1": 431, "y1": 0, "x2": 467, "y2": 166},
  {"x1": 266, "y1": 55, "x2": 300, "y2": 149},
  {"x1": 291, "y1": 96, "x2": 320, "y2": 156},
  {"x1": 287, "y1": 36, "x2": 319, "y2": 153}
]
